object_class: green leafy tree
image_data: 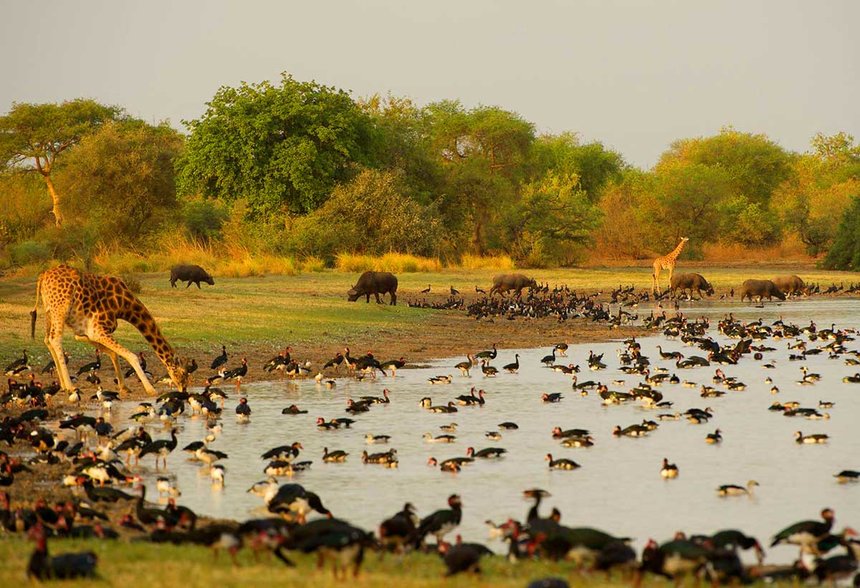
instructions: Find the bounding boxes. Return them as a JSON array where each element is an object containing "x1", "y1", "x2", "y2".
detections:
[
  {"x1": 658, "y1": 127, "x2": 793, "y2": 206},
  {"x1": 425, "y1": 101, "x2": 535, "y2": 254},
  {"x1": 177, "y1": 74, "x2": 374, "y2": 216},
  {"x1": 504, "y1": 171, "x2": 601, "y2": 266},
  {"x1": 0, "y1": 99, "x2": 121, "y2": 226},
  {"x1": 823, "y1": 196, "x2": 860, "y2": 270},
  {"x1": 57, "y1": 120, "x2": 184, "y2": 242},
  {"x1": 288, "y1": 169, "x2": 444, "y2": 259},
  {"x1": 530, "y1": 133, "x2": 625, "y2": 200}
]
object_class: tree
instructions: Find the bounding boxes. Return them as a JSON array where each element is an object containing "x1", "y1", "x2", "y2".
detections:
[
  {"x1": 504, "y1": 171, "x2": 601, "y2": 266},
  {"x1": 658, "y1": 127, "x2": 793, "y2": 206},
  {"x1": 0, "y1": 99, "x2": 122, "y2": 226},
  {"x1": 823, "y1": 196, "x2": 860, "y2": 270},
  {"x1": 287, "y1": 169, "x2": 444, "y2": 259},
  {"x1": 530, "y1": 133, "x2": 625, "y2": 200},
  {"x1": 425, "y1": 101, "x2": 535, "y2": 254},
  {"x1": 57, "y1": 120, "x2": 184, "y2": 242},
  {"x1": 177, "y1": 73, "x2": 374, "y2": 216}
]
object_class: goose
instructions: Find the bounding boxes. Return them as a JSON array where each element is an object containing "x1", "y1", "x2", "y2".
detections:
[
  {"x1": 379, "y1": 503, "x2": 419, "y2": 555},
  {"x1": 541, "y1": 392, "x2": 563, "y2": 403},
  {"x1": 361, "y1": 449, "x2": 398, "y2": 466},
  {"x1": 156, "y1": 477, "x2": 181, "y2": 498},
  {"x1": 540, "y1": 349, "x2": 557, "y2": 366},
  {"x1": 467, "y1": 446, "x2": 507, "y2": 459},
  {"x1": 795, "y1": 431, "x2": 829, "y2": 444},
  {"x1": 660, "y1": 458, "x2": 679, "y2": 479},
  {"x1": 235, "y1": 397, "x2": 251, "y2": 423},
  {"x1": 138, "y1": 428, "x2": 178, "y2": 470},
  {"x1": 657, "y1": 345, "x2": 683, "y2": 360},
  {"x1": 4, "y1": 349, "x2": 30, "y2": 376},
  {"x1": 475, "y1": 344, "x2": 497, "y2": 361},
  {"x1": 281, "y1": 404, "x2": 307, "y2": 415},
  {"x1": 551, "y1": 363, "x2": 579, "y2": 374},
  {"x1": 195, "y1": 447, "x2": 228, "y2": 467},
  {"x1": 503, "y1": 354, "x2": 520, "y2": 374},
  {"x1": 546, "y1": 453, "x2": 580, "y2": 470},
  {"x1": 841, "y1": 373, "x2": 860, "y2": 383},
  {"x1": 717, "y1": 480, "x2": 758, "y2": 497},
  {"x1": 427, "y1": 457, "x2": 462, "y2": 473},
  {"x1": 455, "y1": 356, "x2": 475, "y2": 377},
  {"x1": 485, "y1": 431, "x2": 502, "y2": 441},
  {"x1": 612, "y1": 424, "x2": 649, "y2": 438},
  {"x1": 209, "y1": 464, "x2": 225, "y2": 487},
  {"x1": 413, "y1": 494, "x2": 462, "y2": 546},
  {"x1": 770, "y1": 508, "x2": 835, "y2": 553},
  {"x1": 439, "y1": 423, "x2": 458, "y2": 433},
  {"x1": 551, "y1": 427, "x2": 590, "y2": 439},
  {"x1": 706, "y1": 429, "x2": 723, "y2": 444},
  {"x1": 210, "y1": 345, "x2": 228, "y2": 370},
  {"x1": 498, "y1": 422, "x2": 519, "y2": 430},
  {"x1": 480, "y1": 360, "x2": 498, "y2": 377},
  {"x1": 421, "y1": 284, "x2": 431, "y2": 294},
  {"x1": 553, "y1": 343, "x2": 569, "y2": 357},
  {"x1": 427, "y1": 402, "x2": 458, "y2": 414}
]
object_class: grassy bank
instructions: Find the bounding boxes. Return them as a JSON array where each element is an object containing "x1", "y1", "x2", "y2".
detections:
[
  {"x1": 0, "y1": 264, "x2": 855, "y2": 374},
  {"x1": 0, "y1": 536, "x2": 624, "y2": 588}
]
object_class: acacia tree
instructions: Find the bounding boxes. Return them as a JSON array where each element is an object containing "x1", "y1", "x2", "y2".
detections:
[
  {"x1": 177, "y1": 74, "x2": 374, "y2": 216},
  {"x1": 0, "y1": 99, "x2": 121, "y2": 226}
]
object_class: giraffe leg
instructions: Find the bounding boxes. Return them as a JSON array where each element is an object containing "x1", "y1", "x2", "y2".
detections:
[
  {"x1": 92, "y1": 334, "x2": 157, "y2": 395},
  {"x1": 95, "y1": 344, "x2": 129, "y2": 393},
  {"x1": 47, "y1": 328, "x2": 75, "y2": 392}
]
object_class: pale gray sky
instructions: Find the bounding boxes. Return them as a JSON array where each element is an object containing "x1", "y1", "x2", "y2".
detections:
[{"x1": 1, "y1": 0, "x2": 857, "y2": 168}]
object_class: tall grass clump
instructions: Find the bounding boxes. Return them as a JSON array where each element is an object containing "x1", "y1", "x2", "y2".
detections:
[
  {"x1": 458, "y1": 254, "x2": 515, "y2": 270},
  {"x1": 298, "y1": 256, "x2": 327, "y2": 272},
  {"x1": 335, "y1": 252, "x2": 442, "y2": 273}
]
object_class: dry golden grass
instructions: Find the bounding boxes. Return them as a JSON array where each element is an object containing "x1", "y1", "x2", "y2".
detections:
[
  {"x1": 458, "y1": 253, "x2": 515, "y2": 271},
  {"x1": 334, "y1": 252, "x2": 443, "y2": 273}
]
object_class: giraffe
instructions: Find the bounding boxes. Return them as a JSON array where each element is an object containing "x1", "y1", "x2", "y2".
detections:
[
  {"x1": 30, "y1": 265, "x2": 189, "y2": 395},
  {"x1": 652, "y1": 237, "x2": 689, "y2": 294}
]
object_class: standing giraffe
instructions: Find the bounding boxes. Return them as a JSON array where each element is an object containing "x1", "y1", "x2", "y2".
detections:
[
  {"x1": 30, "y1": 265, "x2": 189, "y2": 395},
  {"x1": 652, "y1": 237, "x2": 689, "y2": 294}
]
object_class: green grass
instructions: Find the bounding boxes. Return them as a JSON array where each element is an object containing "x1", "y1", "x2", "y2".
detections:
[
  {"x1": 0, "y1": 536, "x2": 627, "y2": 588},
  {"x1": 0, "y1": 265, "x2": 855, "y2": 367}
]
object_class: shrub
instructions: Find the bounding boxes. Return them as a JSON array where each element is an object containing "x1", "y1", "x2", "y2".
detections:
[
  {"x1": 8, "y1": 240, "x2": 52, "y2": 266},
  {"x1": 120, "y1": 274, "x2": 143, "y2": 293},
  {"x1": 823, "y1": 196, "x2": 860, "y2": 270}
]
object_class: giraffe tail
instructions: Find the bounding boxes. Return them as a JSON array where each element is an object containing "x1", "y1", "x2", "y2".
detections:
[{"x1": 30, "y1": 275, "x2": 41, "y2": 339}]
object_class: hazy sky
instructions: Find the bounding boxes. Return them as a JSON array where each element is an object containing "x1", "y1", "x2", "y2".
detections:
[{"x1": 2, "y1": 0, "x2": 857, "y2": 168}]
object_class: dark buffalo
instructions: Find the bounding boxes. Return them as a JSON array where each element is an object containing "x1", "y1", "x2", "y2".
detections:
[
  {"x1": 772, "y1": 275, "x2": 807, "y2": 296},
  {"x1": 670, "y1": 273, "x2": 714, "y2": 298},
  {"x1": 169, "y1": 265, "x2": 215, "y2": 289},
  {"x1": 740, "y1": 279, "x2": 786, "y2": 302},
  {"x1": 488, "y1": 274, "x2": 537, "y2": 297},
  {"x1": 347, "y1": 271, "x2": 398, "y2": 305}
]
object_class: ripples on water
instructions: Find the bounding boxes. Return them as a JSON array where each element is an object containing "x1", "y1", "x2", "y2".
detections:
[{"x1": 114, "y1": 299, "x2": 859, "y2": 561}]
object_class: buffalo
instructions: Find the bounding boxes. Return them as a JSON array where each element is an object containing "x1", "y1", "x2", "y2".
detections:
[
  {"x1": 670, "y1": 273, "x2": 714, "y2": 298},
  {"x1": 347, "y1": 271, "x2": 398, "y2": 305},
  {"x1": 740, "y1": 279, "x2": 786, "y2": 303},
  {"x1": 488, "y1": 274, "x2": 537, "y2": 297},
  {"x1": 772, "y1": 275, "x2": 807, "y2": 296},
  {"x1": 169, "y1": 265, "x2": 215, "y2": 289}
]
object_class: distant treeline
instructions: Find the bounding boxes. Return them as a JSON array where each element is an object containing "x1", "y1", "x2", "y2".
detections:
[{"x1": 1, "y1": 73, "x2": 859, "y2": 271}]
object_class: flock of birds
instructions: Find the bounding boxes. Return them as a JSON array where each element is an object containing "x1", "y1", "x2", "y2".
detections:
[{"x1": 1, "y1": 282, "x2": 860, "y2": 584}]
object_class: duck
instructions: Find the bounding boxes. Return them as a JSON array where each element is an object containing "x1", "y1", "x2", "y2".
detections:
[
  {"x1": 456, "y1": 388, "x2": 485, "y2": 406},
  {"x1": 427, "y1": 457, "x2": 461, "y2": 473},
  {"x1": 705, "y1": 429, "x2": 723, "y2": 444},
  {"x1": 424, "y1": 433, "x2": 457, "y2": 443},
  {"x1": 503, "y1": 354, "x2": 520, "y2": 374},
  {"x1": 439, "y1": 423, "x2": 458, "y2": 433},
  {"x1": 552, "y1": 426, "x2": 590, "y2": 439},
  {"x1": 717, "y1": 480, "x2": 759, "y2": 497},
  {"x1": 316, "y1": 417, "x2": 340, "y2": 430},
  {"x1": 485, "y1": 431, "x2": 502, "y2": 441},
  {"x1": 834, "y1": 470, "x2": 860, "y2": 483},
  {"x1": 209, "y1": 464, "x2": 225, "y2": 487},
  {"x1": 365, "y1": 434, "x2": 391, "y2": 444},
  {"x1": 361, "y1": 449, "x2": 398, "y2": 466},
  {"x1": 612, "y1": 424, "x2": 649, "y2": 438},
  {"x1": 428, "y1": 402, "x2": 459, "y2": 414},
  {"x1": 261, "y1": 442, "x2": 303, "y2": 461},
  {"x1": 359, "y1": 389, "x2": 391, "y2": 404},
  {"x1": 322, "y1": 447, "x2": 348, "y2": 463},
  {"x1": 795, "y1": 431, "x2": 829, "y2": 444},
  {"x1": 560, "y1": 435, "x2": 594, "y2": 448},
  {"x1": 842, "y1": 373, "x2": 860, "y2": 383},
  {"x1": 542, "y1": 392, "x2": 563, "y2": 403},
  {"x1": 498, "y1": 422, "x2": 519, "y2": 430},
  {"x1": 660, "y1": 458, "x2": 679, "y2": 479},
  {"x1": 467, "y1": 446, "x2": 507, "y2": 459},
  {"x1": 429, "y1": 375, "x2": 453, "y2": 385},
  {"x1": 235, "y1": 397, "x2": 251, "y2": 423},
  {"x1": 281, "y1": 404, "x2": 308, "y2": 415},
  {"x1": 195, "y1": 447, "x2": 229, "y2": 467},
  {"x1": 545, "y1": 453, "x2": 580, "y2": 470}
]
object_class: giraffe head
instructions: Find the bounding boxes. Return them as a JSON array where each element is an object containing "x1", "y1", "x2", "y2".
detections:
[{"x1": 166, "y1": 357, "x2": 191, "y2": 392}]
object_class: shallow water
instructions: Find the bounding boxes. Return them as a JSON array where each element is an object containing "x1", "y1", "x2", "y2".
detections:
[{"x1": 111, "y1": 298, "x2": 859, "y2": 561}]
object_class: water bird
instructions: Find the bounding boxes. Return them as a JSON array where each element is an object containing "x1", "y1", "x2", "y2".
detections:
[{"x1": 717, "y1": 480, "x2": 758, "y2": 497}]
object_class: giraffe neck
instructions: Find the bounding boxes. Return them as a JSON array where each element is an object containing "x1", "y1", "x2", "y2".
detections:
[
  {"x1": 120, "y1": 300, "x2": 176, "y2": 369},
  {"x1": 666, "y1": 240, "x2": 687, "y2": 261}
]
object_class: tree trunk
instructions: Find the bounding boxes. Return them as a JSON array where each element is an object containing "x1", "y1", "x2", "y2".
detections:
[
  {"x1": 472, "y1": 219, "x2": 484, "y2": 256},
  {"x1": 43, "y1": 175, "x2": 63, "y2": 227}
]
